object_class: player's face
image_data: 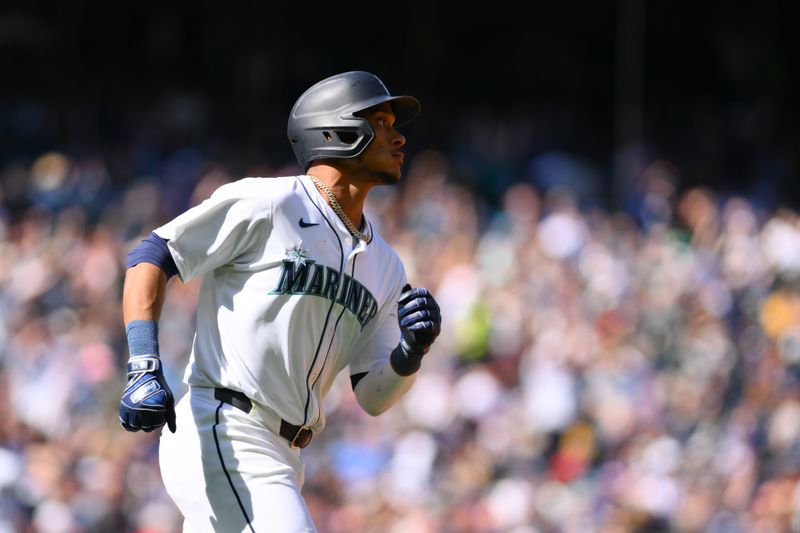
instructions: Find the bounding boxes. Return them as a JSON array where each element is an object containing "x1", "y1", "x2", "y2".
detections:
[{"x1": 353, "y1": 103, "x2": 407, "y2": 185}]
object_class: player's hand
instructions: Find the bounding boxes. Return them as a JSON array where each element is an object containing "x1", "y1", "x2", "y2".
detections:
[
  {"x1": 119, "y1": 355, "x2": 176, "y2": 433},
  {"x1": 397, "y1": 284, "x2": 441, "y2": 356}
]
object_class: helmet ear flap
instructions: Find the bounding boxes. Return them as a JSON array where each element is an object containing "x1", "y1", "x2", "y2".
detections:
[
  {"x1": 287, "y1": 71, "x2": 419, "y2": 171},
  {"x1": 291, "y1": 121, "x2": 374, "y2": 172},
  {"x1": 335, "y1": 130, "x2": 359, "y2": 145}
]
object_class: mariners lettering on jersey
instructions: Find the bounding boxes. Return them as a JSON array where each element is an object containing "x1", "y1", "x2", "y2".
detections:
[{"x1": 271, "y1": 246, "x2": 378, "y2": 328}]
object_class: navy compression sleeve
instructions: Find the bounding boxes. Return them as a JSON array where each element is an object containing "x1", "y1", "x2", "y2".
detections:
[{"x1": 126, "y1": 232, "x2": 180, "y2": 280}]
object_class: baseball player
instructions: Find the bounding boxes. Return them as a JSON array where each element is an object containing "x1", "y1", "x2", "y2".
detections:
[{"x1": 118, "y1": 71, "x2": 441, "y2": 532}]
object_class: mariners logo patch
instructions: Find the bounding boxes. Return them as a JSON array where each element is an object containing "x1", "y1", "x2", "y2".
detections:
[
  {"x1": 286, "y1": 245, "x2": 311, "y2": 266},
  {"x1": 271, "y1": 247, "x2": 378, "y2": 328}
]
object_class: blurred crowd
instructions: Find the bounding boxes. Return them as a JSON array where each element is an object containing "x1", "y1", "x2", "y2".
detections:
[{"x1": 3, "y1": 138, "x2": 800, "y2": 533}]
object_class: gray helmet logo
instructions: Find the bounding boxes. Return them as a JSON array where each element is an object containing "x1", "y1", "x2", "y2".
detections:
[{"x1": 287, "y1": 71, "x2": 421, "y2": 171}]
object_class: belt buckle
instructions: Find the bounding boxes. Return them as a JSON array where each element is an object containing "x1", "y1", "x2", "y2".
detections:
[{"x1": 290, "y1": 426, "x2": 313, "y2": 449}]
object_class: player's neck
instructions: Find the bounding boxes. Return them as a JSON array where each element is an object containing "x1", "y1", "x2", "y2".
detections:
[{"x1": 306, "y1": 167, "x2": 370, "y2": 229}]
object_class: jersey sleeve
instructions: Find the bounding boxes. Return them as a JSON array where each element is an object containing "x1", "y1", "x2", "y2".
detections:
[
  {"x1": 347, "y1": 262, "x2": 407, "y2": 375},
  {"x1": 153, "y1": 178, "x2": 272, "y2": 282}
]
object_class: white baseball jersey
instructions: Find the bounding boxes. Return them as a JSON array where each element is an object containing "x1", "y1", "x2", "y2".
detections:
[{"x1": 154, "y1": 175, "x2": 407, "y2": 435}]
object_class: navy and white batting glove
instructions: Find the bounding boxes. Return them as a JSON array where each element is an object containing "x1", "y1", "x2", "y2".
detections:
[
  {"x1": 119, "y1": 320, "x2": 175, "y2": 433},
  {"x1": 119, "y1": 355, "x2": 176, "y2": 433},
  {"x1": 391, "y1": 284, "x2": 442, "y2": 376}
]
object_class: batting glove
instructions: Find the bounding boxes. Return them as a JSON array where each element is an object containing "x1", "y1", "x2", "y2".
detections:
[
  {"x1": 119, "y1": 355, "x2": 176, "y2": 433},
  {"x1": 391, "y1": 284, "x2": 441, "y2": 375}
]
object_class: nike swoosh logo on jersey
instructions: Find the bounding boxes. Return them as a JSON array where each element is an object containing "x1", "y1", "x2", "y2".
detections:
[{"x1": 299, "y1": 217, "x2": 319, "y2": 228}]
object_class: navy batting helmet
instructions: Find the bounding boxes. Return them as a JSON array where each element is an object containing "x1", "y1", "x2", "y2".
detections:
[{"x1": 287, "y1": 71, "x2": 421, "y2": 171}]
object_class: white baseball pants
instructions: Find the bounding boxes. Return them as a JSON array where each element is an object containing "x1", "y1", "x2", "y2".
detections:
[{"x1": 159, "y1": 387, "x2": 317, "y2": 533}]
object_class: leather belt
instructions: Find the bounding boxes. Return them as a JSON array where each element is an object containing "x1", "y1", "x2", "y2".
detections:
[{"x1": 214, "y1": 388, "x2": 313, "y2": 449}]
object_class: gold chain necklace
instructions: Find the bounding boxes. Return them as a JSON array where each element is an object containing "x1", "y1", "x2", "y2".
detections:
[{"x1": 308, "y1": 175, "x2": 369, "y2": 242}]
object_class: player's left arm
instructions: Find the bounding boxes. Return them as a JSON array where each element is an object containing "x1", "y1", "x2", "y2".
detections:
[{"x1": 351, "y1": 284, "x2": 441, "y2": 416}]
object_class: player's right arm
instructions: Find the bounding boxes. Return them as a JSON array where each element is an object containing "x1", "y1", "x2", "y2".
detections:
[
  {"x1": 119, "y1": 235, "x2": 179, "y2": 433},
  {"x1": 118, "y1": 179, "x2": 272, "y2": 433},
  {"x1": 123, "y1": 262, "x2": 168, "y2": 323}
]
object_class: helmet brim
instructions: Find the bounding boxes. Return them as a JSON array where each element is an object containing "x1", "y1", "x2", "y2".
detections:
[
  {"x1": 350, "y1": 95, "x2": 421, "y2": 126},
  {"x1": 390, "y1": 95, "x2": 421, "y2": 126}
]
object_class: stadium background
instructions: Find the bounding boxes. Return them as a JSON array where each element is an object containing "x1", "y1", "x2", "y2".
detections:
[{"x1": 2, "y1": 2, "x2": 800, "y2": 532}]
